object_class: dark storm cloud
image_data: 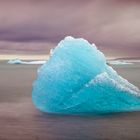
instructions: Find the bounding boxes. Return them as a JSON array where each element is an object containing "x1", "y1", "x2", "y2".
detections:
[{"x1": 0, "y1": 0, "x2": 140, "y2": 57}]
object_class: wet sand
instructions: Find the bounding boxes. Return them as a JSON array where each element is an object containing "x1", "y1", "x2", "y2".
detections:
[{"x1": 0, "y1": 61, "x2": 140, "y2": 140}]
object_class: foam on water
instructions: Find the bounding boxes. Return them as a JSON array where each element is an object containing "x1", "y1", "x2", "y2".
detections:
[{"x1": 32, "y1": 36, "x2": 140, "y2": 114}]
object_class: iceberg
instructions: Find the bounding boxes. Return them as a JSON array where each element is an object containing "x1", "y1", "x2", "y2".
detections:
[
  {"x1": 32, "y1": 36, "x2": 140, "y2": 114},
  {"x1": 8, "y1": 58, "x2": 23, "y2": 64},
  {"x1": 8, "y1": 59, "x2": 46, "y2": 65},
  {"x1": 108, "y1": 60, "x2": 133, "y2": 65},
  {"x1": 21, "y1": 60, "x2": 46, "y2": 65}
]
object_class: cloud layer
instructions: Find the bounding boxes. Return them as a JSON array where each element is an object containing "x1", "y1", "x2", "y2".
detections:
[{"x1": 0, "y1": 0, "x2": 140, "y2": 58}]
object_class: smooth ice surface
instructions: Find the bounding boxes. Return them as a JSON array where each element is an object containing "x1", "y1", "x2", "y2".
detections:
[{"x1": 32, "y1": 36, "x2": 140, "y2": 114}]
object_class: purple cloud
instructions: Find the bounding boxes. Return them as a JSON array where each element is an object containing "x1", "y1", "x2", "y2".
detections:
[{"x1": 0, "y1": 0, "x2": 140, "y2": 58}]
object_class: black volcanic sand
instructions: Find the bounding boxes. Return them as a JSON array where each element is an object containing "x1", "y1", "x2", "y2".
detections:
[{"x1": 0, "y1": 61, "x2": 140, "y2": 140}]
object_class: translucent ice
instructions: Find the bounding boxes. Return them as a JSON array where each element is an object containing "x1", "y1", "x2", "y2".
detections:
[{"x1": 32, "y1": 36, "x2": 140, "y2": 114}]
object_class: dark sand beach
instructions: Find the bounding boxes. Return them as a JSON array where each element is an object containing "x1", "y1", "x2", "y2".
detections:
[{"x1": 0, "y1": 61, "x2": 140, "y2": 140}]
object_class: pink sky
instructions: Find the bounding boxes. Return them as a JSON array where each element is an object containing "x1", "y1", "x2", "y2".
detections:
[{"x1": 0, "y1": 0, "x2": 140, "y2": 58}]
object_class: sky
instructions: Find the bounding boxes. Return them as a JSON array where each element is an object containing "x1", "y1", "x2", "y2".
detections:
[{"x1": 0, "y1": 0, "x2": 140, "y2": 58}]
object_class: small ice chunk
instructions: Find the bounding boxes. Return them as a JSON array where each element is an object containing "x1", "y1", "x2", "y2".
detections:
[
  {"x1": 8, "y1": 59, "x2": 46, "y2": 65},
  {"x1": 8, "y1": 58, "x2": 22, "y2": 64},
  {"x1": 108, "y1": 60, "x2": 133, "y2": 65}
]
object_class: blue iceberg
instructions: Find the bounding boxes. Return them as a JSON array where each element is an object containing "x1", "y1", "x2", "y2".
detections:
[
  {"x1": 8, "y1": 58, "x2": 23, "y2": 64},
  {"x1": 8, "y1": 59, "x2": 46, "y2": 65},
  {"x1": 32, "y1": 36, "x2": 140, "y2": 114}
]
